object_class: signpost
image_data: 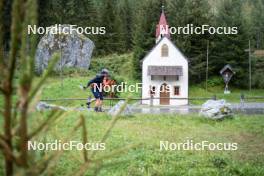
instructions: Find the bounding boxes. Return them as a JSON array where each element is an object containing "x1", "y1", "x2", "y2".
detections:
[
  {"x1": 244, "y1": 40, "x2": 252, "y2": 91},
  {"x1": 206, "y1": 40, "x2": 209, "y2": 92},
  {"x1": 220, "y1": 64, "x2": 235, "y2": 94}
]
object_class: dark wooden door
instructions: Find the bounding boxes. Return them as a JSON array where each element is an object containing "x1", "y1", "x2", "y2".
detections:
[{"x1": 160, "y1": 83, "x2": 170, "y2": 105}]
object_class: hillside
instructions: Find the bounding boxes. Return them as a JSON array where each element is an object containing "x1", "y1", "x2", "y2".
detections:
[
  {"x1": 90, "y1": 53, "x2": 134, "y2": 79},
  {"x1": 37, "y1": 53, "x2": 264, "y2": 107}
]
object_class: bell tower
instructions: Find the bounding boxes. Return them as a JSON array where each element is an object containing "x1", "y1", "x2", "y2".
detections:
[{"x1": 155, "y1": 5, "x2": 170, "y2": 43}]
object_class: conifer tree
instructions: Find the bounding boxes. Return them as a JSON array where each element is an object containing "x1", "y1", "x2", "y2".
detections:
[
  {"x1": 95, "y1": 0, "x2": 123, "y2": 55},
  {"x1": 132, "y1": 0, "x2": 162, "y2": 79},
  {"x1": 211, "y1": 0, "x2": 248, "y2": 87},
  {"x1": 249, "y1": 0, "x2": 264, "y2": 88},
  {"x1": 167, "y1": 0, "x2": 187, "y2": 49},
  {"x1": 113, "y1": 7, "x2": 127, "y2": 53},
  {"x1": 2, "y1": 0, "x2": 12, "y2": 50},
  {"x1": 251, "y1": 0, "x2": 264, "y2": 49},
  {"x1": 38, "y1": 0, "x2": 96, "y2": 27},
  {"x1": 118, "y1": 0, "x2": 133, "y2": 51},
  {"x1": 176, "y1": 0, "x2": 212, "y2": 83}
]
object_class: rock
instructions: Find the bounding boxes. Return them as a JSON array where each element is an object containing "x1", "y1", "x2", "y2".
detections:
[
  {"x1": 35, "y1": 24, "x2": 94, "y2": 74},
  {"x1": 108, "y1": 100, "x2": 133, "y2": 117},
  {"x1": 199, "y1": 99, "x2": 233, "y2": 120},
  {"x1": 36, "y1": 101, "x2": 68, "y2": 111}
]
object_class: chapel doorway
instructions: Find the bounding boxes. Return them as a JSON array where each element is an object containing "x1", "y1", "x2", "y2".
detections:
[{"x1": 160, "y1": 83, "x2": 170, "y2": 105}]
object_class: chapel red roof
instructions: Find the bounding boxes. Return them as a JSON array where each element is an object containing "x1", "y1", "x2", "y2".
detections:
[{"x1": 155, "y1": 10, "x2": 170, "y2": 39}]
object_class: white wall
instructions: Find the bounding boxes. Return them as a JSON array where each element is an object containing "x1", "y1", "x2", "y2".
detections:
[{"x1": 142, "y1": 37, "x2": 188, "y2": 106}]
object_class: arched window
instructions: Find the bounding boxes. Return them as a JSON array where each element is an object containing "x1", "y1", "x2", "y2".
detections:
[
  {"x1": 149, "y1": 85, "x2": 156, "y2": 95},
  {"x1": 161, "y1": 44, "x2": 168, "y2": 57}
]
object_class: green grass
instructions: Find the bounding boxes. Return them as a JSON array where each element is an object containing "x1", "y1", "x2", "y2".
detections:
[
  {"x1": 38, "y1": 75, "x2": 264, "y2": 107},
  {"x1": 3, "y1": 112, "x2": 263, "y2": 176},
  {"x1": 39, "y1": 75, "x2": 141, "y2": 107},
  {"x1": 2, "y1": 52, "x2": 264, "y2": 107},
  {"x1": 189, "y1": 85, "x2": 264, "y2": 104},
  {"x1": 38, "y1": 50, "x2": 264, "y2": 105},
  {"x1": 1, "y1": 53, "x2": 264, "y2": 175},
  {"x1": 90, "y1": 53, "x2": 134, "y2": 79}
]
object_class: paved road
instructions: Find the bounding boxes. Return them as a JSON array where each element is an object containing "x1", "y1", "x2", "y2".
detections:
[
  {"x1": 105, "y1": 102, "x2": 264, "y2": 115},
  {"x1": 38, "y1": 101, "x2": 264, "y2": 115}
]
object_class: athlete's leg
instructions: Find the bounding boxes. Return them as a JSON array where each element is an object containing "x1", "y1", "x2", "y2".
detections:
[
  {"x1": 94, "y1": 98, "x2": 101, "y2": 111},
  {"x1": 98, "y1": 92, "x2": 104, "y2": 112},
  {"x1": 97, "y1": 100, "x2": 102, "y2": 112},
  {"x1": 86, "y1": 97, "x2": 96, "y2": 108}
]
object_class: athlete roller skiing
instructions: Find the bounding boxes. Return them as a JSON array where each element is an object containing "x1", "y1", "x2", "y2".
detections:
[{"x1": 81, "y1": 69, "x2": 112, "y2": 112}]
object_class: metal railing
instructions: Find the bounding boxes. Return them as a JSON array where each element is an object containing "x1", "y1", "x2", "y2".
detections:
[
  {"x1": 240, "y1": 93, "x2": 264, "y2": 103},
  {"x1": 40, "y1": 95, "x2": 217, "y2": 107},
  {"x1": 40, "y1": 96, "x2": 216, "y2": 102},
  {"x1": 40, "y1": 94, "x2": 264, "y2": 107}
]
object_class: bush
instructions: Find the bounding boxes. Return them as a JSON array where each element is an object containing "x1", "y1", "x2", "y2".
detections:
[
  {"x1": 252, "y1": 56, "x2": 264, "y2": 88},
  {"x1": 210, "y1": 156, "x2": 228, "y2": 169},
  {"x1": 90, "y1": 53, "x2": 134, "y2": 79},
  {"x1": 207, "y1": 77, "x2": 223, "y2": 87}
]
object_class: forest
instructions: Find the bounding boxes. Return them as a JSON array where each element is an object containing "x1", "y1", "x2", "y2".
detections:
[{"x1": 2, "y1": 0, "x2": 264, "y2": 87}]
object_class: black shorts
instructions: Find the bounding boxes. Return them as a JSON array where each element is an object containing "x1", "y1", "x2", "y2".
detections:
[{"x1": 91, "y1": 89, "x2": 103, "y2": 100}]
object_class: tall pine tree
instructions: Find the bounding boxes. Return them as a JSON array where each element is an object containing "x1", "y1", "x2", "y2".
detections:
[
  {"x1": 117, "y1": 0, "x2": 133, "y2": 51},
  {"x1": 174, "y1": 0, "x2": 212, "y2": 84},
  {"x1": 251, "y1": 0, "x2": 264, "y2": 49},
  {"x1": 211, "y1": 0, "x2": 248, "y2": 87},
  {"x1": 132, "y1": 0, "x2": 163, "y2": 79},
  {"x1": 167, "y1": 0, "x2": 187, "y2": 50}
]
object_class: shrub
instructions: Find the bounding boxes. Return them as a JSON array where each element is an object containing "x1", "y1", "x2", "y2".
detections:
[{"x1": 207, "y1": 77, "x2": 223, "y2": 87}]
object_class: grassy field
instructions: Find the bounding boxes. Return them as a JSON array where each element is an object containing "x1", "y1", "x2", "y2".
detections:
[
  {"x1": 2, "y1": 52, "x2": 263, "y2": 107},
  {"x1": 1, "y1": 112, "x2": 263, "y2": 175},
  {"x1": 1, "y1": 53, "x2": 264, "y2": 175},
  {"x1": 189, "y1": 85, "x2": 264, "y2": 104},
  {"x1": 1, "y1": 75, "x2": 263, "y2": 109},
  {"x1": 37, "y1": 75, "x2": 264, "y2": 107}
]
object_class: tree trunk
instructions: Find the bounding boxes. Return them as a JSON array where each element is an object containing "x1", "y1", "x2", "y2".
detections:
[{"x1": 4, "y1": 87, "x2": 13, "y2": 176}]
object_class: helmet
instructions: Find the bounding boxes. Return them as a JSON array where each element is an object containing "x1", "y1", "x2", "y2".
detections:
[{"x1": 101, "y1": 68, "x2": 109, "y2": 75}]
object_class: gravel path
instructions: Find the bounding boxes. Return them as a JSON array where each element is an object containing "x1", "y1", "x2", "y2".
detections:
[
  {"x1": 124, "y1": 102, "x2": 264, "y2": 115},
  {"x1": 38, "y1": 102, "x2": 264, "y2": 115}
]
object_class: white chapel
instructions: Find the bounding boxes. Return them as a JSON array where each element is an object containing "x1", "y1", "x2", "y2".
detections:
[{"x1": 141, "y1": 8, "x2": 189, "y2": 106}]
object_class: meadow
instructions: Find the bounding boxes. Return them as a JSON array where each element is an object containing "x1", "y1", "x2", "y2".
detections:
[
  {"x1": 37, "y1": 53, "x2": 264, "y2": 106},
  {"x1": 1, "y1": 111, "x2": 263, "y2": 175},
  {"x1": 1, "y1": 53, "x2": 264, "y2": 175}
]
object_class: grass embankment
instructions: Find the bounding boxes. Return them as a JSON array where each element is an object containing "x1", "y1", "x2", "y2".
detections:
[
  {"x1": 39, "y1": 53, "x2": 140, "y2": 106},
  {"x1": 2, "y1": 53, "x2": 263, "y2": 107},
  {"x1": 39, "y1": 52, "x2": 264, "y2": 106},
  {"x1": 1, "y1": 53, "x2": 264, "y2": 175},
  {"x1": 189, "y1": 85, "x2": 264, "y2": 104},
  {"x1": 40, "y1": 76, "x2": 264, "y2": 107},
  {"x1": 1, "y1": 112, "x2": 263, "y2": 175}
]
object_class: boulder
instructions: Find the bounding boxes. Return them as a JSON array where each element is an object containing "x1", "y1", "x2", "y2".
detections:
[
  {"x1": 35, "y1": 24, "x2": 94, "y2": 74},
  {"x1": 36, "y1": 101, "x2": 68, "y2": 111},
  {"x1": 199, "y1": 99, "x2": 233, "y2": 120},
  {"x1": 108, "y1": 100, "x2": 133, "y2": 117}
]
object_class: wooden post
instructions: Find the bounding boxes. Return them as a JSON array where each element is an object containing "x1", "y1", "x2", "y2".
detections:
[
  {"x1": 248, "y1": 40, "x2": 252, "y2": 91},
  {"x1": 212, "y1": 95, "x2": 216, "y2": 100},
  {"x1": 150, "y1": 95, "x2": 153, "y2": 106},
  {"x1": 206, "y1": 40, "x2": 209, "y2": 92},
  {"x1": 240, "y1": 93, "x2": 245, "y2": 103}
]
